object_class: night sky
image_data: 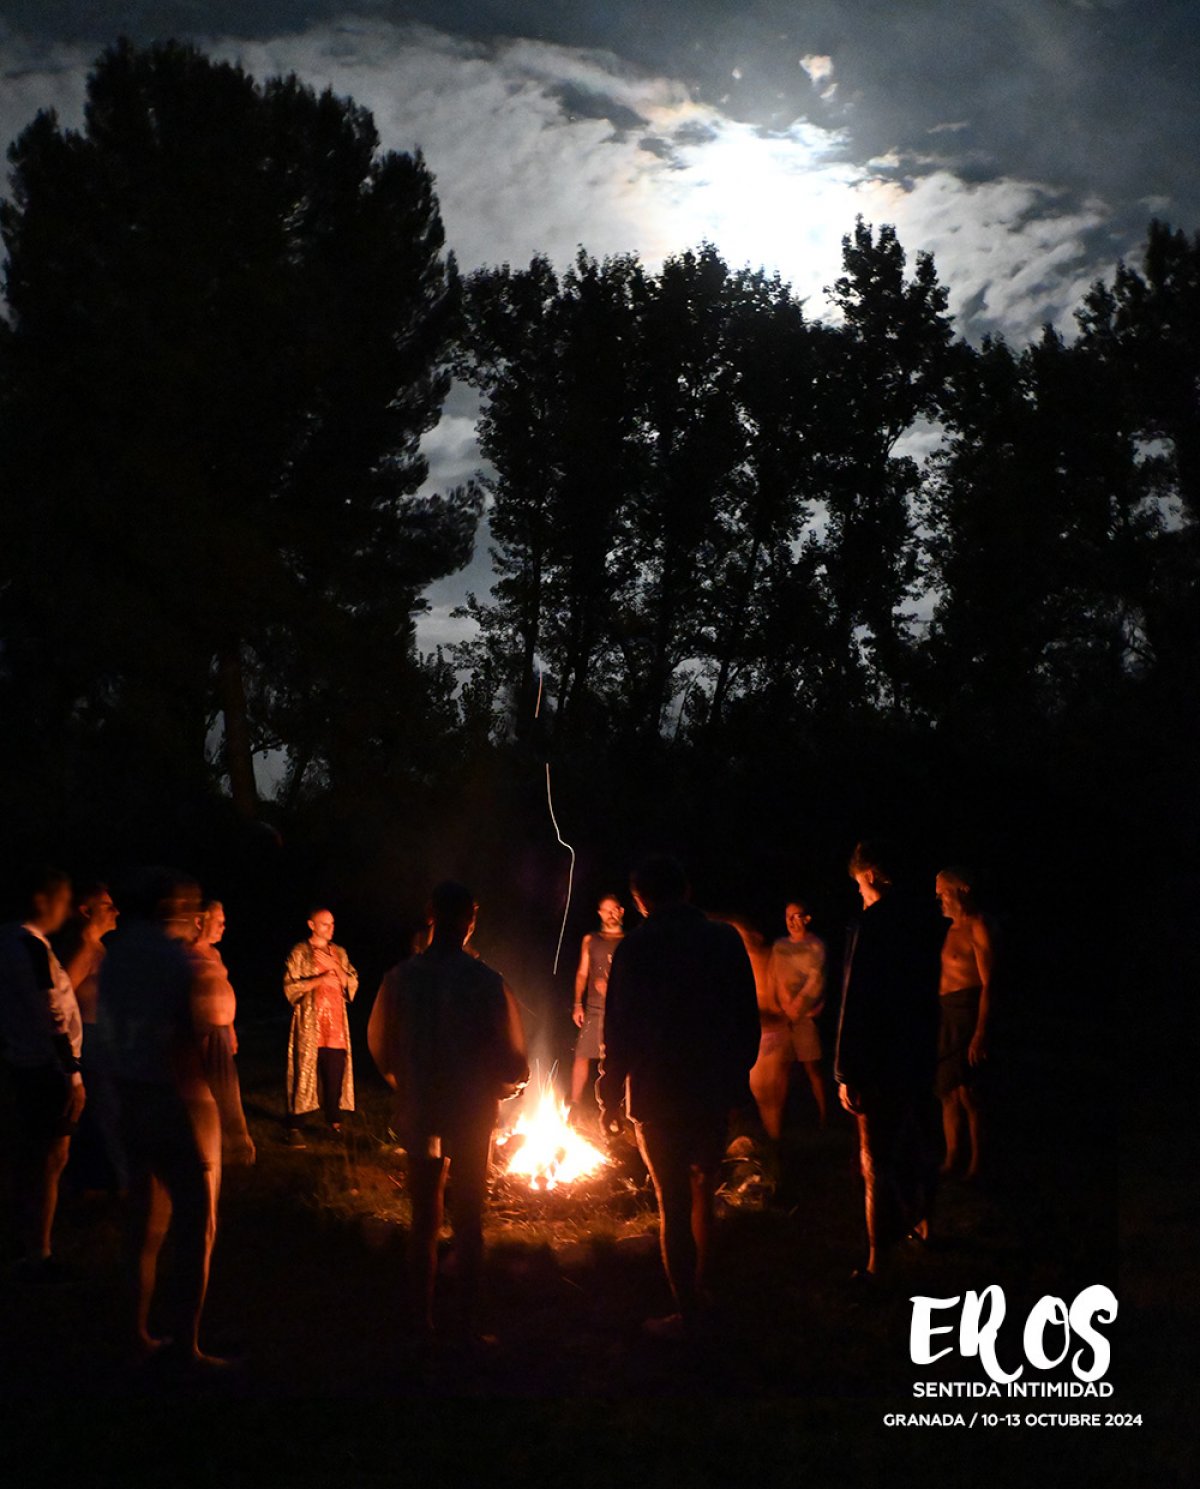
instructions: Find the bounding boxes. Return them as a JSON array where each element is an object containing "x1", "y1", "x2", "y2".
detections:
[{"x1": 2, "y1": 1, "x2": 1196, "y2": 638}]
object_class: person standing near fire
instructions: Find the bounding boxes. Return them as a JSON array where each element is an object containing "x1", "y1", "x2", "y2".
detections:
[
  {"x1": 935, "y1": 867, "x2": 996, "y2": 1180},
  {"x1": 598, "y1": 856, "x2": 760, "y2": 1337},
  {"x1": 283, "y1": 907, "x2": 358, "y2": 1146},
  {"x1": 767, "y1": 900, "x2": 828, "y2": 1127},
  {"x1": 835, "y1": 841, "x2": 943, "y2": 1285},
  {"x1": 368, "y1": 881, "x2": 528, "y2": 1343},
  {"x1": 568, "y1": 893, "x2": 625, "y2": 1119},
  {"x1": 192, "y1": 900, "x2": 256, "y2": 1165}
]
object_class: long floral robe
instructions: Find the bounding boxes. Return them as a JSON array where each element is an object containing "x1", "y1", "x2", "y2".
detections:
[{"x1": 284, "y1": 940, "x2": 359, "y2": 1115}]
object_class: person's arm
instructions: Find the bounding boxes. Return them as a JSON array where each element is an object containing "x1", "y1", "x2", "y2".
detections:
[
  {"x1": 968, "y1": 918, "x2": 997, "y2": 1064},
  {"x1": 573, "y1": 936, "x2": 591, "y2": 1028},
  {"x1": 498, "y1": 981, "x2": 530, "y2": 1090},
  {"x1": 62, "y1": 939, "x2": 97, "y2": 994},
  {"x1": 283, "y1": 945, "x2": 318, "y2": 1005},
  {"x1": 806, "y1": 940, "x2": 827, "y2": 1019},
  {"x1": 367, "y1": 970, "x2": 399, "y2": 1089},
  {"x1": 340, "y1": 947, "x2": 359, "y2": 1002}
]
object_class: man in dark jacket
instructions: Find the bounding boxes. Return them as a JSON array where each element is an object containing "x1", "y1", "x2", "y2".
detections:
[
  {"x1": 835, "y1": 840, "x2": 944, "y2": 1281},
  {"x1": 598, "y1": 857, "x2": 760, "y2": 1334}
]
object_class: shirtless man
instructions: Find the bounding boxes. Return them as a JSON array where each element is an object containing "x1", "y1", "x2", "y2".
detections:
[
  {"x1": 568, "y1": 894, "x2": 625, "y2": 1113},
  {"x1": 191, "y1": 901, "x2": 255, "y2": 1164},
  {"x1": 935, "y1": 867, "x2": 996, "y2": 1180}
]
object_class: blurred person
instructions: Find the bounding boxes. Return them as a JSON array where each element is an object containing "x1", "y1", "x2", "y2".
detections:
[
  {"x1": 597, "y1": 857, "x2": 760, "y2": 1337},
  {"x1": 283, "y1": 907, "x2": 358, "y2": 1145},
  {"x1": 57, "y1": 883, "x2": 126, "y2": 1193},
  {"x1": 191, "y1": 900, "x2": 255, "y2": 1165},
  {"x1": 568, "y1": 893, "x2": 625, "y2": 1115},
  {"x1": 0, "y1": 868, "x2": 84, "y2": 1279},
  {"x1": 97, "y1": 870, "x2": 224, "y2": 1366},
  {"x1": 835, "y1": 841, "x2": 944, "y2": 1283},
  {"x1": 368, "y1": 882, "x2": 528, "y2": 1341},
  {"x1": 935, "y1": 867, "x2": 997, "y2": 1180},
  {"x1": 768, "y1": 901, "x2": 828, "y2": 1127}
]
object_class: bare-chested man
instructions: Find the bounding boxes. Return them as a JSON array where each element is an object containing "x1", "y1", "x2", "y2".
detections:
[
  {"x1": 935, "y1": 867, "x2": 996, "y2": 1180},
  {"x1": 568, "y1": 894, "x2": 625, "y2": 1114}
]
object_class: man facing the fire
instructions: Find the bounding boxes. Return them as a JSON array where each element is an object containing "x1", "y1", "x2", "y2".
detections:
[
  {"x1": 568, "y1": 892, "x2": 626, "y2": 1119},
  {"x1": 598, "y1": 856, "x2": 760, "y2": 1337},
  {"x1": 368, "y1": 881, "x2": 528, "y2": 1342}
]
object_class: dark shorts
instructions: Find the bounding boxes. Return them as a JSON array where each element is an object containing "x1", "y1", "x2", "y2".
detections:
[
  {"x1": 8, "y1": 1063, "x2": 76, "y2": 1143},
  {"x1": 936, "y1": 986, "x2": 982, "y2": 1096},
  {"x1": 575, "y1": 1006, "x2": 605, "y2": 1061}
]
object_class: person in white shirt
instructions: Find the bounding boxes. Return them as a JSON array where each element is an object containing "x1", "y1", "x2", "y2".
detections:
[{"x1": 0, "y1": 866, "x2": 84, "y2": 1280}]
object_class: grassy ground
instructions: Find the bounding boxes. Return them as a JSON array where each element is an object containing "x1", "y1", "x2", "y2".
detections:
[{"x1": 0, "y1": 977, "x2": 1185, "y2": 1487}]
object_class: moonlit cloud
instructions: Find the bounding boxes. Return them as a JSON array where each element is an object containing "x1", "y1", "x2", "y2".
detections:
[
  {"x1": 799, "y1": 54, "x2": 835, "y2": 87},
  {"x1": 0, "y1": 16, "x2": 1147, "y2": 650}
]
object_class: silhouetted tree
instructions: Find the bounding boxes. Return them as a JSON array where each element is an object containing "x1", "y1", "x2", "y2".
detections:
[
  {"x1": 819, "y1": 219, "x2": 955, "y2": 712},
  {"x1": 0, "y1": 39, "x2": 477, "y2": 817},
  {"x1": 924, "y1": 329, "x2": 1156, "y2": 735}
]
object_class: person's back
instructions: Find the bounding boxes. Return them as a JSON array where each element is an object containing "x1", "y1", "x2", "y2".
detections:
[
  {"x1": 98, "y1": 919, "x2": 196, "y2": 1089},
  {"x1": 383, "y1": 945, "x2": 526, "y2": 1143},
  {"x1": 605, "y1": 901, "x2": 760, "y2": 1123},
  {"x1": 835, "y1": 888, "x2": 943, "y2": 1098}
]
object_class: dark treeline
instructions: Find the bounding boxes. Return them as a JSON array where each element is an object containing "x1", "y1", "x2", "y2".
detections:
[{"x1": 0, "y1": 40, "x2": 1194, "y2": 1001}]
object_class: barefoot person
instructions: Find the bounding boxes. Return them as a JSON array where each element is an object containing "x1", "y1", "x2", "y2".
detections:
[
  {"x1": 0, "y1": 868, "x2": 85, "y2": 1280},
  {"x1": 98, "y1": 870, "x2": 223, "y2": 1367},
  {"x1": 569, "y1": 894, "x2": 625, "y2": 1115},
  {"x1": 368, "y1": 882, "x2": 528, "y2": 1340},
  {"x1": 283, "y1": 907, "x2": 358, "y2": 1145},
  {"x1": 935, "y1": 867, "x2": 996, "y2": 1180},
  {"x1": 598, "y1": 857, "x2": 760, "y2": 1336},
  {"x1": 191, "y1": 901, "x2": 255, "y2": 1165},
  {"x1": 58, "y1": 883, "x2": 126, "y2": 1194},
  {"x1": 751, "y1": 900, "x2": 828, "y2": 1144},
  {"x1": 835, "y1": 841, "x2": 943, "y2": 1283}
]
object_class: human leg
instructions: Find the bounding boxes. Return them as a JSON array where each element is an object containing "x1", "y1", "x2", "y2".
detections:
[
  {"x1": 749, "y1": 1032, "x2": 789, "y2": 1141},
  {"x1": 444, "y1": 1124, "x2": 493, "y2": 1328},
  {"x1": 317, "y1": 1047, "x2": 347, "y2": 1128},
  {"x1": 406, "y1": 1152, "x2": 447, "y2": 1334},
  {"x1": 803, "y1": 1061, "x2": 828, "y2": 1126},
  {"x1": 637, "y1": 1122, "x2": 701, "y2": 1318}
]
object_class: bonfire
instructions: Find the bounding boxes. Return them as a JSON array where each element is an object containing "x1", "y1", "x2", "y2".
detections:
[{"x1": 495, "y1": 1080, "x2": 608, "y2": 1192}]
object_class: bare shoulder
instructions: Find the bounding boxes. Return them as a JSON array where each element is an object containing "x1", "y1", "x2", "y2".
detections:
[{"x1": 971, "y1": 913, "x2": 999, "y2": 948}]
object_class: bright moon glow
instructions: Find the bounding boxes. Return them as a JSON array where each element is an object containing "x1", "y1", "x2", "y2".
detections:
[{"x1": 496, "y1": 1084, "x2": 608, "y2": 1191}]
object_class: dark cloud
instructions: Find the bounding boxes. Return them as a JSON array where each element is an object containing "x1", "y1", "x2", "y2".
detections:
[{"x1": 5, "y1": 2, "x2": 1197, "y2": 240}]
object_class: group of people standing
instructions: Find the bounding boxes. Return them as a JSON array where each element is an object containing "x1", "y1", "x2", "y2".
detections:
[
  {"x1": 0, "y1": 838, "x2": 996, "y2": 1361},
  {"x1": 0, "y1": 868, "x2": 252, "y2": 1366}
]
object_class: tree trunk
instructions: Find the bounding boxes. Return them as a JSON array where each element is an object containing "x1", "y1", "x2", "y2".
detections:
[{"x1": 217, "y1": 644, "x2": 258, "y2": 818}]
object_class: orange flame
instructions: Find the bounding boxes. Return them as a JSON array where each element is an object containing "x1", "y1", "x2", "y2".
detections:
[{"x1": 496, "y1": 1084, "x2": 608, "y2": 1191}]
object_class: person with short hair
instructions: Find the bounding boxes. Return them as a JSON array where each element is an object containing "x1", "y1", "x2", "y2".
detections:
[
  {"x1": 283, "y1": 907, "x2": 358, "y2": 1145},
  {"x1": 0, "y1": 867, "x2": 84, "y2": 1279},
  {"x1": 835, "y1": 840, "x2": 944, "y2": 1282},
  {"x1": 935, "y1": 867, "x2": 996, "y2": 1180},
  {"x1": 568, "y1": 893, "x2": 625, "y2": 1115},
  {"x1": 191, "y1": 901, "x2": 255, "y2": 1165},
  {"x1": 597, "y1": 856, "x2": 760, "y2": 1336},
  {"x1": 57, "y1": 882, "x2": 126, "y2": 1193},
  {"x1": 368, "y1": 882, "x2": 528, "y2": 1340},
  {"x1": 751, "y1": 899, "x2": 829, "y2": 1143},
  {"x1": 98, "y1": 870, "x2": 224, "y2": 1366}
]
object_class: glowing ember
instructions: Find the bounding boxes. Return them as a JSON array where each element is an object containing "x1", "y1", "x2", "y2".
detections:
[{"x1": 496, "y1": 1085, "x2": 608, "y2": 1191}]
